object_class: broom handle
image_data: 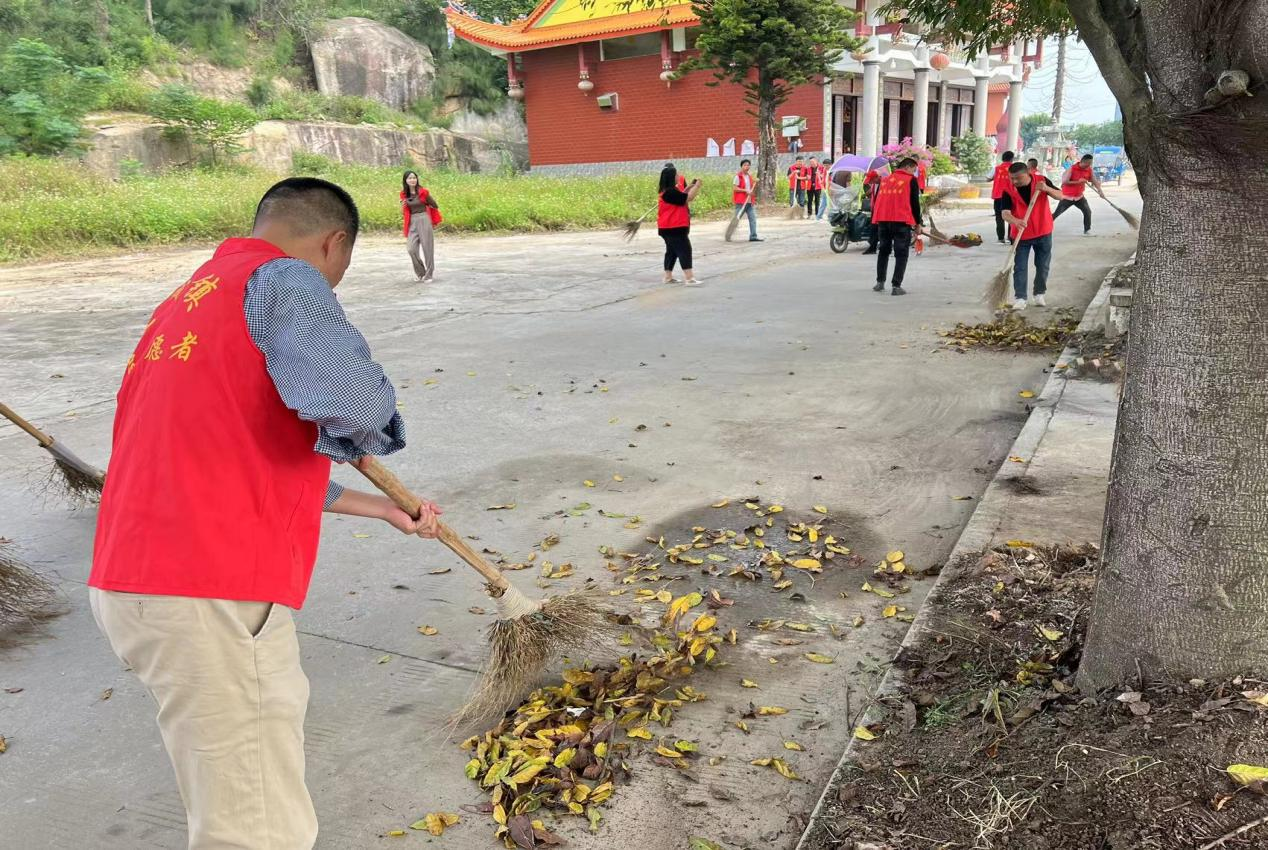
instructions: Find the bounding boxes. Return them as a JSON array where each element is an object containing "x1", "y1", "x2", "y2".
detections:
[
  {"x1": 0, "y1": 402, "x2": 55, "y2": 448},
  {"x1": 355, "y1": 456, "x2": 509, "y2": 593},
  {"x1": 1000, "y1": 185, "x2": 1043, "y2": 273}
]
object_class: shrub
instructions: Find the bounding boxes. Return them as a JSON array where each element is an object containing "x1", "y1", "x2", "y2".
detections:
[
  {"x1": 100, "y1": 73, "x2": 155, "y2": 113},
  {"x1": 150, "y1": 85, "x2": 257, "y2": 164},
  {"x1": 291, "y1": 151, "x2": 337, "y2": 174},
  {"x1": 929, "y1": 149, "x2": 955, "y2": 176},
  {"x1": 950, "y1": 131, "x2": 993, "y2": 178},
  {"x1": 0, "y1": 39, "x2": 110, "y2": 155},
  {"x1": 246, "y1": 76, "x2": 275, "y2": 108}
]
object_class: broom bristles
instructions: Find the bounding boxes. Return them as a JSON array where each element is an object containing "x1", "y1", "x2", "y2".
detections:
[
  {"x1": 453, "y1": 586, "x2": 624, "y2": 726},
  {"x1": 984, "y1": 265, "x2": 1013, "y2": 307},
  {"x1": 0, "y1": 542, "x2": 57, "y2": 629},
  {"x1": 620, "y1": 220, "x2": 642, "y2": 242},
  {"x1": 1116, "y1": 206, "x2": 1140, "y2": 229}
]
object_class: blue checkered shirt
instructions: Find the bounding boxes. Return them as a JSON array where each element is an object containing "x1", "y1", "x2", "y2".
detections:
[{"x1": 244, "y1": 259, "x2": 405, "y2": 508}]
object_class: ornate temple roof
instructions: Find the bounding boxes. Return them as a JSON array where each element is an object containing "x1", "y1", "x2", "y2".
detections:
[{"x1": 447, "y1": 0, "x2": 696, "y2": 53}]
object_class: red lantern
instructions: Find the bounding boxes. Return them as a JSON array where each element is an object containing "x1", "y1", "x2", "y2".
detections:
[{"x1": 930, "y1": 51, "x2": 951, "y2": 71}]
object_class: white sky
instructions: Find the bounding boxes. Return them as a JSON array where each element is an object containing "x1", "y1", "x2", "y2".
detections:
[{"x1": 1022, "y1": 36, "x2": 1119, "y2": 124}]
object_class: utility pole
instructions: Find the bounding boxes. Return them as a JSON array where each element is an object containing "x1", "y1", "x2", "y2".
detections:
[{"x1": 1052, "y1": 34, "x2": 1067, "y2": 125}]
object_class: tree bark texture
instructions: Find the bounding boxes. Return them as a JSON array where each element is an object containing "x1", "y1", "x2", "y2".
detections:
[
  {"x1": 1076, "y1": 0, "x2": 1268, "y2": 690},
  {"x1": 146, "y1": 0, "x2": 155, "y2": 31},
  {"x1": 756, "y1": 80, "x2": 778, "y2": 203}
]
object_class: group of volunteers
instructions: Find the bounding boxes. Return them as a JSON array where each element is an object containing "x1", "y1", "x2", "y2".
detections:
[
  {"x1": 86, "y1": 147, "x2": 1114, "y2": 850},
  {"x1": 987, "y1": 149, "x2": 1103, "y2": 309}
]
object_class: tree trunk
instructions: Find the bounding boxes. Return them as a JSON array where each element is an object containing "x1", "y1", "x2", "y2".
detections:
[
  {"x1": 1052, "y1": 35, "x2": 1067, "y2": 125},
  {"x1": 1075, "y1": 0, "x2": 1268, "y2": 690},
  {"x1": 756, "y1": 86, "x2": 777, "y2": 203},
  {"x1": 94, "y1": 0, "x2": 110, "y2": 41},
  {"x1": 145, "y1": 0, "x2": 155, "y2": 31}
]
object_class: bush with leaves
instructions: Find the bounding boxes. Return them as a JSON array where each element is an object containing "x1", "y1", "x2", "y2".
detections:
[
  {"x1": 149, "y1": 84, "x2": 257, "y2": 163},
  {"x1": 950, "y1": 131, "x2": 993, "y2": 178},
  {"x1": 0, "y1": 38, "x2": 109, "y2": 155}
]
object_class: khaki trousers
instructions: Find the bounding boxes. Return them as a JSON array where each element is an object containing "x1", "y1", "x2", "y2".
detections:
[{"x1": 90, "y1": 588, "x2": 317, "y2": 850}]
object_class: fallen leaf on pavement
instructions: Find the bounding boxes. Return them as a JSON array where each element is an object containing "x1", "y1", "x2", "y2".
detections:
[{"x1": 418, "y1": 625, "x2": 439, "y2": 636}]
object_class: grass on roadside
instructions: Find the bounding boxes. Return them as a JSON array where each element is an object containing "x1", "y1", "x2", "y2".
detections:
[{"x1": 0, "y1": 157, "x2": 745, "y2": 264}]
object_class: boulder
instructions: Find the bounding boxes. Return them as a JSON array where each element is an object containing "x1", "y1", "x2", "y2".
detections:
[
  {"x1": 82, "y1": 123, "x2": 195, "y2": 177},
  {"x1": 310, "y1": 18, "x2": 435, "y2": 111},
  {"x1": 450, "y1": 101, "x2": 529, "y2": 170}
]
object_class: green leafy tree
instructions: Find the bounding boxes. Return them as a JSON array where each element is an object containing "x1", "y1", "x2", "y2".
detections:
[
  {"x1": 460, "y1": 0, "x2": 538, "y2": 22},
  {"x1": 949, "y1": 131, "x2": 992, "y2": 177},
  {"x1": 891, "y1": 1, "x2": 1268, "y2": 692},
  {"x1": 674, "y1": 0, "x2": 863, "y2": 201},
  {"x1": 150, "y1": 84, "x2": 256, "y2": 163},
  {"x1": 1068, "y1": 118, "x2": 1123, "y2": 148},
  {"x1": 0, "y1": 38, "x2": 109, "y2": 155},
  {"x1": 1020, "y1": 112, "x2": 1051, "y2": 150}
]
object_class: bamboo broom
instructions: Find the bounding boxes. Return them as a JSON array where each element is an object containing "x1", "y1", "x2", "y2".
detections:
[
  {"x1": 0, "y1": 539, "x2": 56, "y2": 629},
  {"x1": 621, "y1": 205, "x2": 657, "y2": 241},
  {"x1": 984, "y1": 187, "x2": 1042, "y2": 308},
  {"x1": 1093, "y1": 185, "x2": 1140, "y2": 229},
  {"x1": 1, "y1": 402, "x2": 105, "y2": 504},
  {"x1": 357, "y1": 458, "x2": 622, "y2": 722}
]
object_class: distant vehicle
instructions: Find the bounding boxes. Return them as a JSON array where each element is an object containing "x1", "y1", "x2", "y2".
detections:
[{"x1": 1090, "y1": 145, "x2": 1128, "y2": 183}]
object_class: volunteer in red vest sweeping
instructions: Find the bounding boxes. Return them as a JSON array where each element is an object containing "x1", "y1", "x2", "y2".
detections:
[
  {"x1": 732, "y1": 158, "x2": 761, "y2": 242},
  {"x1": 1053, "y1": 153, "x2": 1101, "y2": 235},
  {"x1": 1002, "y1": 161, "x2": 1065, "y2": 310},
  {"x1": 89, "y1": 177, "x2": 442, "y2": 850},
  {"x1": 990, "y1": 151, "x2": 1016, "y2": 244},
  {"x1": 806, "y1": 156, "x2": 827, "y2": 221},
  {"x1": 870, "y1": 157, "x2": 923, "y2": 296},
  {"x1": 787, "y1": 155, "x2": 806, "y2": 209}
]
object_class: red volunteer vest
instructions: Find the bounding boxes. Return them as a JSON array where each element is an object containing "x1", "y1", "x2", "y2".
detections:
[
  {"x1": 658, "y1": 176, "x2": 690, "y2": 229},
  {"x1": 1062, "y1": 163, "x2": 1094, "y2": 199},
  {"x1": 917, "y1": 162, "x2": 928, "y2": 191},
  {"x1": 91, "y1": 238, "x2": 331, "y2": 609},
  {"x1": 1005, "y1": 178, "x2": 1055, "y2": 241},
  {"x1": 401, "y1": 188, "x2": 442, "y2": 236},
  {"x1": 787, "y1": 165, "x2": 799, "y2": 189},
  {"x1": 796, "y1": 163, "x2": 812, "y2": 190},
  {"x1": 871, "y1": 171, "x2": 917, "y2": 225},
  {"x1": 990, "y1": 163, "x2": 1012, "y2": 200},
  {"x1": 733, "y1": 171, "x2": 754, "y2": 204}
]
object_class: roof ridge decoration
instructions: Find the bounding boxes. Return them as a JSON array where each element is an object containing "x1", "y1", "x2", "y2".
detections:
[{"x1": 447, "y1": 0, "x2": 697, "y2": 52}]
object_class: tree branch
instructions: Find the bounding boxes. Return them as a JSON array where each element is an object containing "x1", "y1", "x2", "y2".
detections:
[{"x1": 1066, "y1": 0, "x2": 1152, "y2": 118}]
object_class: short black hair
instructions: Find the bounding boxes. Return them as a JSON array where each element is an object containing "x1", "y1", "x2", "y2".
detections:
[
  {"x1": 1002, "y1": 151, "x2": 1015, "y2": 162},
  {"x1": 795, "y1": 155, "x2": 804, "y2": 161},
  {"x1": 254, "y1": 177, "x2": 360, "y2": 242},
  {"x1": 1009, "y1": 161, "x2": 1030, "y2": 174},
  {"x1": 1081, "y1": 154, "x2": 1094, "y2": 162},
  {"x1": 897, "y1": 157, "x2": 918, "y2": 170},
  {"x1": 740, "y1": 158, "x2": 751, "y2": 167},
  {"x1": 1027, "y1": 158, "x2": 1039, "y2": 166}
]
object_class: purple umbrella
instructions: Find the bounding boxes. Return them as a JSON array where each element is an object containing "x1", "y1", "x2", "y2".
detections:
[{"x1": 828, "y1": 154, "x2": 889, "y2": 175}]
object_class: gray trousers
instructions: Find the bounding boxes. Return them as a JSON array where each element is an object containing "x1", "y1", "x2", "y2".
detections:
[{"x1": 407, "y1": 214, "x2": 435, "y2": 280}]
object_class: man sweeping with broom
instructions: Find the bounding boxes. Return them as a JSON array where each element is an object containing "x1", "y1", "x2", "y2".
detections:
[
  {"x1": 88, "y1": 177, "x2": 442, "y2": 850},
  {"x1": 870, "y1": 157, "x2": 923, "y2": 297},
  {"x1": 1000, "y1": 161, "x2": 1065, "y2": 310}
]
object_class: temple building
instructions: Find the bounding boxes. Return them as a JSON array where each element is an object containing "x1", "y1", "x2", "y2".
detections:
[{"x1": 447, "y1": 0, "x2": 1041, "y2": 173}]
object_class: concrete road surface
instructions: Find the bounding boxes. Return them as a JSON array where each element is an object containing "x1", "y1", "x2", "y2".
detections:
[{"x1": 0, "y1": 194, "x2": 1139, "y2": 849}]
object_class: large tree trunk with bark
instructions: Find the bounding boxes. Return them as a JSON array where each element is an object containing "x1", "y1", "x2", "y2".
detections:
[
  {"x1": 755, "y1": 79, "x2": 778, "y2": 204},
  {"x1": 1071, "y1": 0, "x2": 1268, "y2": 690}
]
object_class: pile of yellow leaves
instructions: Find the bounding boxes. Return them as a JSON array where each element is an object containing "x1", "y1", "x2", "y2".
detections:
[
  {"x1": 939, "y1": 311, "x2": 1080, "y2": 352},
  {"x1": 461, "y1": 592, "x2": 731, "y2": 848}
]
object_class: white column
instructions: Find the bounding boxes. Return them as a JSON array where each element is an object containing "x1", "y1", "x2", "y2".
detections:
[
  {"x1": 938, "y1": 81, "x2": 951, "y2": 147},
  {"x1": 1007, "y1": 78, "x2": 1023, "y2": 153},
  {"x1": 822, "y1": 80, "x2": 832, "y2": 155},
  {"x1": 861, "y1": 60, "x2": 880, "y2": 156},
  {"x1": 913, "y1": 67, "x2": 930, "y2": 146},
  {"x1": 972, "y1": 75, "x2": 990, "y2": 137}
]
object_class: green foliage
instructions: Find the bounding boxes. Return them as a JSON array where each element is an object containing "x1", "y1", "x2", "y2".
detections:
[
  {"x1": 150, "y1": 84, "x2": 257, "y2": 162},
  {"x1": 291, "y1": 150, "x2": 337, "y2": 174},
  {"x1": 257, "y1": 89, "x2": 426, "y2": 127},
  {"x1": 0, "y1": 157, "x2": 739, "y2": 262},
  {"x1": 0, "y1": 38, "x2": 110, "y2": 155},
  {"x1": 246, "y1": 76, "x2": 275, "y2": 108},
  {"x1": 459, "y1": 0, "x2": 538, "y2": 23},
  {"x1": 929, "y1": 149, "x2": 955, "y2": 176},
  {"x1": 101, "y1": 72, "x2": 156, "y2": 113},
  {"x1": 151, "y1": 0, "x2": 252, "y2": 66},
  {"x1": 881, "y1": 0, "x2": 1071, "y2": 57},
  {"x1": 1068, "y1": 119, "x2": 1123, "y2": 148},
  {"x1": 950, "y1": 131, "x2": 993, "y2": 177},
  {"x1": 1020, "y1": 113, "x2": 1051, "y2": 150},
  {"x1": 0, "y1": 0, "x2": 163, "y2": 68},
  {"x1": 433, "y1": 40, "x2": 508, "y2": 116}
]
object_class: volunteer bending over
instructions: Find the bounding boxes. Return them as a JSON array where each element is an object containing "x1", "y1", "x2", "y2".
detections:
[{"x1": 89, "y1": 177, "x2": 442, "y2": 850}]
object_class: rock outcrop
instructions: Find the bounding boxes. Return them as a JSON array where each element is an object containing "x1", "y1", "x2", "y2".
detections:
[
  {"x1": 83, "y1": 120, "x2": 508, "y2": 179},
  {"x1": 449, "y1": 100, "x2": 529, "y2": 169},
  {"x1": 310, "y1": 18, "x2": 435, "y2": 111}
]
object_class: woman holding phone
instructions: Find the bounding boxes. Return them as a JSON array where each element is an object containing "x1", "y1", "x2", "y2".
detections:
[
  {"x1": 657, "y1": 163, "x2": 702, "y2": 286},
  {"x1": 400, "y1": 171, "x2": 441, "y2": 282}
]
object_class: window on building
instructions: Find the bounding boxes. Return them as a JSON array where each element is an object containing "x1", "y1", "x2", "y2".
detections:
[{"x1": 601, "y1": 32, "x2": 662, "y2": 61}]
